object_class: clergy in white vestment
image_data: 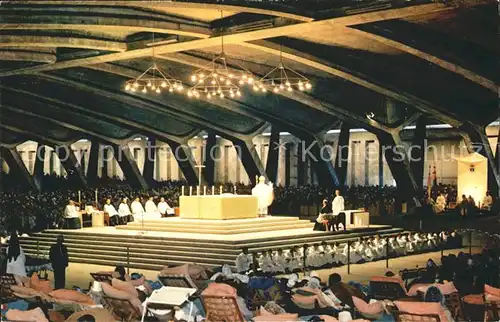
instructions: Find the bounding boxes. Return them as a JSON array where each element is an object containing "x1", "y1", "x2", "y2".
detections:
[
  {"x1": 131, "y1": 197, "x2": 146, "y2": 222},
  {"x1": 258, "y1": 251, "x2": 275, "y2": 273},
  {"x1": 235, "y1": 247, "x2": 252, "y2": 273},
  {"x1": 331, "y1": 190, "x2": 345, "y2": 231},
  {"x1": 103, "y1": 199, "x2": 119, "y2": 226},
  {"x1": 158, "y1": 197, "x2": 175, "y2": 217},
  {"x1": 144, "y1": 196, "x2": 162, "y2": 219},
  {"x1": 251, "y1": 176, "x2": 274, "y2": 216},
  {"x1": 63, "y1": 200, "x2": 81, "y2": 229},
  {"x1": 285, "y1": 249, "x2": 301, "y2": 272},
  {"x1": 273, "y1": 249, "x2": 288, "y2": 273},
  {"x1": 118, "y1": 198, "x2": 132, "y2": 225},
  {"x1": 482, "y1": 191, "x2": 493, "y2": 210}
]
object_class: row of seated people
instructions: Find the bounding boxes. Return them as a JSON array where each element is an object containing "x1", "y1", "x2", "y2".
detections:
[
  {"x1": 3, "y1": 247, "x2": 500, "y2": 322},
  {"x1": 237, "y1": 231, "x2": 464, "y2": 274}
]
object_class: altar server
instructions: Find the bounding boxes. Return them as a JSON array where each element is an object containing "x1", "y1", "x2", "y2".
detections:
[
  {"x1": 235, "y1": 247, "x2": 252, "y2": 273},
  {"x1": 272, "y1": 249, "x2": 287, "y2": 273},
  {"x1": 64, "y1": 200, "x2": 81, "y2": 229},
  {"x1": 331, "y1": 190, "x2": 345, "y2": 231},
  {"x1": 131, "y1": 197, "x2": 146, "y2": 221},
  {"x1": 305, "y1": 244, "x2": 322, "y2": 268},
  {"x1": 335, "y1": 243, "x2": 348, "y2": 265},
  {"x1": 144, "y1": 196, "x2": 162, "y2": 219},
  {"x1": 319, "y1": 241, "x2": 335, "y2": 267},
  {"x1": 158, "y1": 197, "x2": 175, "y2": 217},
  {"x1": 286, "y1": 248, "x2": 301, "y2": 272},
  {"x1": 118, "y1": 198, "x2": 132, "y2": 224},
  {"x1": 104, "y1": 198, "x2": 119, "y2": 226},
  {"x1": 258, "y1": 250, "x2": 275, "y2": 273}
]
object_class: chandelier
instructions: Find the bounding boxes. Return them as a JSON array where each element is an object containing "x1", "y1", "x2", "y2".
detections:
[
  {"x1": 187, "y1": 11, "x2": 254, "y2": 99},
  {"x1": 124, "y1": 34, "x2": 183, "y2": 94},
  {"x1": 254, "y1": 46, "x2": 312, "y2": 93}
]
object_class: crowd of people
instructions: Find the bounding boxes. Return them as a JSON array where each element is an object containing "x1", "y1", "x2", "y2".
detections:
[
  {"x1": 236, "y1": 230, "x2": 463, "y2": 274},
  {"x1": 2, "y1": 228, "x2": 500, "y2": 321}
]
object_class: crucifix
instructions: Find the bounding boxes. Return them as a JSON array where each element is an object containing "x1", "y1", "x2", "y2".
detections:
[{"x1": 194, "y1": 164, "x2": 205, "y2": 194}]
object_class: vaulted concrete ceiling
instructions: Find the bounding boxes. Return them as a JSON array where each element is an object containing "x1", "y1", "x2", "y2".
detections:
[{"x1": 0, "y1": 0, "x2": 497, "y2": 146}]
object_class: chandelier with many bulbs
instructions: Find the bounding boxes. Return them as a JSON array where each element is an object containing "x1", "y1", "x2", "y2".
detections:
[
  {"x1": 186, "y1": 11, "x2": 255, "y2": 99},
  {"x1": 253, "y1": 46, "x2": 312, "y2": 94},
  {"x1": 124, "y1": 33, "x2": 183, "y2": 95},
  {"x1": 124, "y1": 63, "x2": 184, "y2": 94}
]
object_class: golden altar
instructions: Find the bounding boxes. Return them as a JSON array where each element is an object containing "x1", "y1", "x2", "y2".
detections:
[{"x1": 179, "y1": 195, "x2": 258, "y2": 219}]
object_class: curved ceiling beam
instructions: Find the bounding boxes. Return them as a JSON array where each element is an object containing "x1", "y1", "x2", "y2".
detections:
[
  {"x1": 1, "y1": 105, "x2": 124, "y2": 145},
  {"x1": 0, "y1": 3, "x2": 451, "y2": 77},
  {"x1": 240, "y1": 40, "x2": 463, "y2": 128},
  {"x1": 346, "y1": 27, "x2": 496, "y2": 92},
  {"x1": 0, "y1": 85, "x2": 199, "y2": 143},
  {"x1": 0, "y1": 123, "x2": 68, "y2": 146},
  {"x1": 0, "y1": 49, "x2": 56, "y2": 62},
  {"x1": 7, "y1": 1, "x2": 314, "y2": 22},
  {"x1": 0, "y1": 35, "x2": 127, "y2": 52},
  {"x1": 37, "y1": 73, "x2": 262, "y2": 141}
]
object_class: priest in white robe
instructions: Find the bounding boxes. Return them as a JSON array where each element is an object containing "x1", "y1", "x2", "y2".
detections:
[
  {"x1": 103, "y1": 198, "x2": 119, "y2": 226},
  {"x1": 158, "y1": 197, "x2": 175, "y2": 217},
  {"x1": 131, "y1": 197, "x2": 146, "y2": 222},
  {"x1": 144, "y1": 196, "x2": 162, "y2": 220},
  {"x1": 436, "y1": 193, "x2": 447, "y2": 213},
  {"x1": 251, "y1": 176, "x2": 274, "y2": 216},
  {"x1": 118, "y1": 198, "x2": 132, "y2": 225},
  {"x1": 331, "y1": 190, "x2": 345, "y2": 231},
  {"x1": 63, "y1": 200, "x2": 81, "y2": 229}
]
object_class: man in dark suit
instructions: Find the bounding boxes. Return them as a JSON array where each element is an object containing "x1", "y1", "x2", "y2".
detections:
[{"x1": 49, "y1": 235, "x2": 69, "y2": 289}]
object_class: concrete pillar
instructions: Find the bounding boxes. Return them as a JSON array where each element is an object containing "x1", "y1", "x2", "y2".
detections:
[
  {"x1": 232, "y1": 138, "x2": 266, "y2": 186},
  {"x1": 334, "y1": 122, "x2": 350, "y2": 187},
  {"x1": 377, "y1": 133, "x2": 422, "y2": 207},
  {"x1": 410, "y1": 116, "x2": 427, "y2": 190},
  {"x1": 266, "y1": 127, "x2": 280, "y2": 183},
  {"x1": 378, "y1": 142, "x2": 384, "y2": 187},
  {"x1": 204, "y1": 133, "x2": 216, "y2": 185},
  {"x1": 87, "y1": 140, "x2": 99, "y2": 184},
  {"x1": 285, "y1": 142, "x2": 293, "y2": 186},
  {"x1": 143, "y1": 137, "x2": 156, "y2": 185},
  {"x1": 55, "y1": 145, "x2": 88, "y2": 188},
  {"x1": 168, "y1": 141, "x2": 200, "y2": 185},
  {"x1": 108, "y1": 143, "x2": 148, "y2": 189},
  {"x1": 33, "y1": 144, "x2": 45, "y2": 179},
  {"x1": 0, "y1": 147, "x2": 40, "y2": 191},
  {"x1": 297, "y1": 143, "x2": 305, "y2": 186}
]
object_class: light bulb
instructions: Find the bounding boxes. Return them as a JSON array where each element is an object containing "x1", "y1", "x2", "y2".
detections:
[
  {"x1": 133, "y1": 82, "x2": 139, "y2": 88},
  {"x1": 131, "y1": 87, "x2": 136, "y2": 92},
  {"x1": 142, "y1": 88, "x2": 147, "y2": 93},
  {"x1": 151, "y1": 85, "x2": 156, "y2": 90},
  {"x1": 226, "y1": 80, "x2": 230, "y2": 85},
  {"x1": 273, "y1": 87, "x2": 279, "y2": 93},
  {"x1": 287, "y1": 87, "x2": 293, "y2": 92},
  {"x1": 253, "y1": 85, "x2": 259, "y2": 91},
  {"x1": 239, "y1": 80, "x2": 244, "y2": 85},
  {"x1": 147, "y1": 81, "x2": 152, "y2": 87},
  {"x1": 156, "y1": 88, "x2": 161, "y2": 94},
  {"x1": 207, "y1": 93, "x2": 212, "y2": 99},
  {"x1": 199, "y1": 73, "x2": 205, "y2": 79},
  {"x1": 298, "y1": 80, "x2": 303, "y2": 86},
  {"x1": 211, "y1": 80, "x2": 216, "y2": 85},
  {"x1": 279, "y1": 84, "x2": 284, "y2": 90},
  {"x1": 161, "y1": 81, "x2": 167, "y2": 87},
  {"x1": 187, "y1": 90, "x2": 193, "y2": 97},
  {"x1": 217, "y1": 89, "x2": 221, "y2": 94},
  {"x1": 236, "y1": 90, "x2": 241, "y2": 97},
  {"x1": 195, "y1": 92, "x2": 200, "y2": 98},
  {"x1": 212, "y1": 91, "x2": 216, "y2": 95},
  {"x1": 177, "y1": 84, "x2": 183, "y2": 91},
  {"x1": 219, "y1": 93, "x2": 224, "y2": 98},
  {"x1": 213, "y1": 73, "x2": 217, "y2": 77},
  {"x1": 305, "y1": 82, "x2": 312, "y2": 89},
  {"x1": 247, "y1": 77, "x2": 254, "y2": 84},
  {"x1": 262, "y1": 88, "x2": 267, "y2": 93},
  {"x1": 230, "y1": 92, "x2": 235, "y2": 98},
  {"x1": 285, "y1": 81, "x2": 291, "y2": 86},
  {"x1": 169, "y1": 87, "x2": 174, "y2": 92},
  {"x1": 125, "y1": 84, "x2": 130, "y2": 90},
  {"x1": 242, "y1": 75, "x2": 247, "y2": 79},
  {"x1": 220, "y1": 76, "x2": 224, "y2": 81},
  {"x1": 229, "y1": 74, "x2": 234, "y2": 78},
  {"x1": 299, "y1": 86, "x2": 304, "y2": 91},
  {"x1": 191, "y1": 75, "x2": 197, "y2": 82},
  {"x1": 199, "y1": 79, "x2": 205, "y2": 84}
]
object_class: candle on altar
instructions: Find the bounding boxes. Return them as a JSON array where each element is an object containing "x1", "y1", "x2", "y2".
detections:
[
  {"x1": 95, "y1": 189, "x2": 98, "y2": 204},
  {"x1": 234, "y1": 185, "x2": 237, "y2": 195},
  {"x1": 181, "y1": 186, "x2": 184, "y2": 196},
  {"x1": 212, "y1": 186, "x2": 215, "y2": 195},
  {"x1": 78, "y1": 190, "x2": 81, "y2": 204},
  {"x1": 197, "y1": 186, "x2": 200, "y2": 195},
  {"x1": 203, "y1": 186, "x2": 207, "y2": 195},
  {"x1": 189, "y1": 186, "x2": 193, "y2": 196},
  {"x1": 220, "y1": 185, "x2": 223, "y2": 194}
]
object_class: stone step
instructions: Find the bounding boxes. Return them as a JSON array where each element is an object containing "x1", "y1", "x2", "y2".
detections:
[{"x1": 117, "y1": 222, "x2": 314, "y2": 234}]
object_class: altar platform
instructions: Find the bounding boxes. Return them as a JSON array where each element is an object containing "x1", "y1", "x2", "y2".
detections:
[{"x1": 17, "y1": 216, "x2": 405, "y2": 271}]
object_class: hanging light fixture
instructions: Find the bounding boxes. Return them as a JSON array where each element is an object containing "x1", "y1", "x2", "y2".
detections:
[
  {"x1": 254, "y1": 45, "x2": 312, "y2": 94},
  {"x1": 187, "y1": 11, "x2": 254, "y2": 99},
  {"x1": 124, "y1": 33, "x2": 183, "y2": 94}
]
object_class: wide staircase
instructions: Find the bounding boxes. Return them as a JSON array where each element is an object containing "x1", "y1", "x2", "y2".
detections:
[
  {"x1": 18, "y1": 226, "x2": 405, "y2": 271},
  {"x1": 116, "y1": 217, "x2": 313, "y2": 234}
]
